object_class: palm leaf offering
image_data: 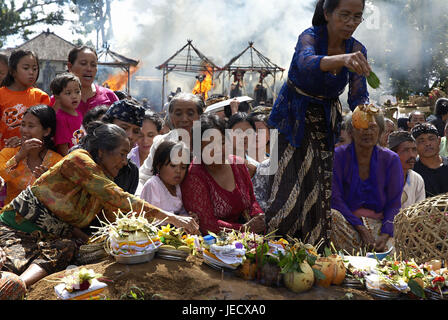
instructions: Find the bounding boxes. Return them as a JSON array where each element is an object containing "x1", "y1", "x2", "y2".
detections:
[
  {"x1": 348, "y1": 69, "x2": 381, "y2": 89},
  {"x1": 366, "y1": 71, "x2": 381, "y2": 89}
]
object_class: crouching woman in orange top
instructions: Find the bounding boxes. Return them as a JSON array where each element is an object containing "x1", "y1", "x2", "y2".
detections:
[
  {"x1": 0, "y1": 105, "x2": 63, "y2": 206},
  {"x1": 0, "y1": 122, "x2": 199, "y2": 296}
]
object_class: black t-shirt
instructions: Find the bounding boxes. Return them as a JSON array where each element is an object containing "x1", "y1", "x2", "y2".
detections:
[
  {"x1": 413, "y1": 156, "x2": 448, "y2": 198},
  {"x1": 114, "y1": 159, "x2": 139, "y2": 195},
  {"x1": 427, "y1": 114, "x2": 446, "y2": 137}
]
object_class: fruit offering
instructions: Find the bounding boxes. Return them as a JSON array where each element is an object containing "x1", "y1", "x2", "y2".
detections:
[
  {"x1": 352, "y1": 104, "x2": 379, "y2": 129},
  {"x1": 157, "y1": 224, "x2": 200, "y2": 254}
]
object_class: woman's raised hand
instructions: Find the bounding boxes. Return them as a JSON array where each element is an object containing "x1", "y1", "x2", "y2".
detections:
[
  {"x1": 16, "y1": 138, "x2": 43, "y2": 162},
  {"x1": 344, "y1": 51, "x2": 371, "y2": 77},
  {"x1": 5, "y1": 136, "x2": 22, "y2": 148},
  {"x1": 230, "y1": 98, "x2": 240, "y2": 115}
]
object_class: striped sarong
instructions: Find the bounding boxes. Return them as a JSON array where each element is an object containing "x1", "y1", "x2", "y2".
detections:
[
  {"x1": 329, "y1": 209, "x2": 394, "y2": 254},
  {"x1": 265, "y1": 103, "x2": 333, "y2": 246}
]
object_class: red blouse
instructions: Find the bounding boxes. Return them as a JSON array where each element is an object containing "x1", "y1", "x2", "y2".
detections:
[{"x1": 181, "y1": 155, "x2": 264, "y2": 235}]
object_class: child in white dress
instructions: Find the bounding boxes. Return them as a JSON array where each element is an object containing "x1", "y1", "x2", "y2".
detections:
[{"x1": 140, "y1": 140, "x2": 190, "y2": 216}]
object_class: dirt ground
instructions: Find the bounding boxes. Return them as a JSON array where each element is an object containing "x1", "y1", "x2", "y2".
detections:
[{"x1": 26, "y1": 255, "x2": 374, "y2": 300}]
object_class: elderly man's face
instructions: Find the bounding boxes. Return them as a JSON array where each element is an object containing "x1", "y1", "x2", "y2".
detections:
[
  {"x1": 352, "y1": 118, "x2": 380, "y2": 149},
  {"x1": 396, "y1": 140, "x2": 418, "y2": 172},
  {"x1": 415, "y1": 133, "x2": 440, "y2": 158},
  {"x1": 408, "y1": 113, "x2": 426, "y2": 129}
]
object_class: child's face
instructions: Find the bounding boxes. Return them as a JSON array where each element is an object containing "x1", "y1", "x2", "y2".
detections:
[
  {"x1": 159, "y1": 161, "x2": 188, "y2": 188},
  {"x1": 137, "y1": 119, "x2": 159, "y2": 153},
  {"x1": 0, "y1": 61, "x2": 8, "y2": 84},
  {"x1": 12, "y1": 55, "x2": 38, "y2": 88},
  {"x1": 20, "y1": 112, "x2": 50, "y2": 142},
  {"x1": 56, "y1": 80, "x2": 81, "y2": 111}
]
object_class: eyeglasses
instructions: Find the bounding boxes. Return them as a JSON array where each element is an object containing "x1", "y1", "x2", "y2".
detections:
[{"x1": 336, "y1": 12, "x2": 364, "y2": 24}]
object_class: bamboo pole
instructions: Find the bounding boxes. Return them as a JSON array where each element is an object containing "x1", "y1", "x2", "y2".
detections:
[{"x1": 161, "y1": 69, "x2": 166, "y2": 109}]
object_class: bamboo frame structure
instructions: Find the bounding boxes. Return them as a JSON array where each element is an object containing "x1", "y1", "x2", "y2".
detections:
[
  {"x1": 156, "y1": 40, "x2": 220, "y2": 106},
  {"x1": 97, "y1": 44, "x2": 139, "y2": 94},
  {"x1": 218, "y1": 42, "x2": 285, "y2": 102}
]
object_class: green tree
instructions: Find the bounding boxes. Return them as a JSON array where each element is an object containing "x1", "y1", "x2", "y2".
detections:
[
  {"x1": 0, "y1": 0, "x2": 67, "y2": 48},
  {"x1": 71, "y1": 0, "x2": 114, "y2": 49},
  {"x1": 364, "y1": 0, "x2": 448, "y2": 99}
]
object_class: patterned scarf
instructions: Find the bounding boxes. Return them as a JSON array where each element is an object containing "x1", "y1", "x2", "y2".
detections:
[
  {"x1": 11, "y1": 187, "x2": 73, "y2": 238},
  {"x1": 105, "y1": 99, "x2": 146, "y2": 127}
]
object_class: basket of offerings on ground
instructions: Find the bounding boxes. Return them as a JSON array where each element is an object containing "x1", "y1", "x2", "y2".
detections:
[
  {"x1": 394, "y1": 194, "x2": 448, "y2": 264},
  {"x1": 156, "y1": 224, "x2": 201, "y2": 261},
  {"x1": 90, "y1": 203, "x2": 163, "y2": 265}
]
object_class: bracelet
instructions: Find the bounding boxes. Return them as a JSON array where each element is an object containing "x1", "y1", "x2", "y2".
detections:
[{"x1": 5, "y1": 155, "x2": 19, "y2": 172}]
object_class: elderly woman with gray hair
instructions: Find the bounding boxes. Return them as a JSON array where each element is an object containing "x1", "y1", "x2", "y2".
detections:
[
  {"x1": 137, "y1": 92, "x2": 204, "y2": 195},
  {"x1": 330, "y1": 110, "x2": 404, "y2": 253}
]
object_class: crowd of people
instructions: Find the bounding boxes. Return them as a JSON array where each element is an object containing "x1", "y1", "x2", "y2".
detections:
[
  {"x1": 0, "y1": 45, "x2": 279, "y2": 299},
  {"x1": 0, "y1": 0, "x2": 446, "y2": 300}
]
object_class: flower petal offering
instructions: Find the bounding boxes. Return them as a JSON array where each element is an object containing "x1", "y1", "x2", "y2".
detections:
[{"x1": 54, "y1": 268, "x2": 107, "y2": 300}]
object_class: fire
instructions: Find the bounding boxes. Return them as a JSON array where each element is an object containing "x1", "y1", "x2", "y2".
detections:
[
  {"x1": 192, "y1": 66, "x2": 214, "y2": 100},
  {"x1": 103, "y1": 65, "x2": 140, "y2": 91}
]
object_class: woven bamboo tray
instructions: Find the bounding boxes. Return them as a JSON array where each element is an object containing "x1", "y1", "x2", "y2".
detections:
[{"x1": 394, "y1": 194, "x2": 448, "y2": 264}]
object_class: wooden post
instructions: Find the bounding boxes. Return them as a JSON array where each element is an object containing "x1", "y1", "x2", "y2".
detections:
[
  {"x1": 127, "y1": 66, "x2": 130, "y2": 94},
  {"x1": 161, "y1": 68, "x2": 166, "y2": 109},
  {"x1": 273, "y1": 73, "x2": 277, "y2": 102},
  {"x1": 222, "y1": 71, "x2": 225, "y2": 95}
]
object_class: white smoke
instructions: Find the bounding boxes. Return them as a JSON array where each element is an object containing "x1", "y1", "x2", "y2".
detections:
[
  {"x1": 109, "y1": 0, "x2": 314, "y2": 110},
  {"x1": 106, "y1": 0, "x2": 448, "y2": 111}
]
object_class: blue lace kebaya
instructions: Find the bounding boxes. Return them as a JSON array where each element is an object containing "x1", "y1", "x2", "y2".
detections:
[{"x1": 268, "y1": 24, "x2": 369, "y2": 148}]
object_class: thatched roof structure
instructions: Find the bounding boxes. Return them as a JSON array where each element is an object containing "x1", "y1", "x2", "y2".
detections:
[
  {"x1": 1, "y1": 31, "x2": 139, "y2": 94},
  {"x1": 0, "y1": 29, "x2": 76, "y2": 61},
  {"x1": 1, "y1": 30, "x2": 139, "y2": 69}
]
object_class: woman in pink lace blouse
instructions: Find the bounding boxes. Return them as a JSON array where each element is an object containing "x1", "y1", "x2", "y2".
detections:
[{"x1": 181, "y1": 114, "x2": 265, "y2": 235}]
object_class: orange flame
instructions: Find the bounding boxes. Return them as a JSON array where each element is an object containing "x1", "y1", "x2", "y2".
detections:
[
  {"x1": 192, "y1": 66, "x2": 214, "y2": 100},
  {"x1": 103, "y1": 65, "x2": 140, "y2": 91}
]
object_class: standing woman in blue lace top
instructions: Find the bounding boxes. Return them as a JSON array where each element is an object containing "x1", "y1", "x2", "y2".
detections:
[{"x1": 265, "y1": 0, "x2": 371, "y2": 245}]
